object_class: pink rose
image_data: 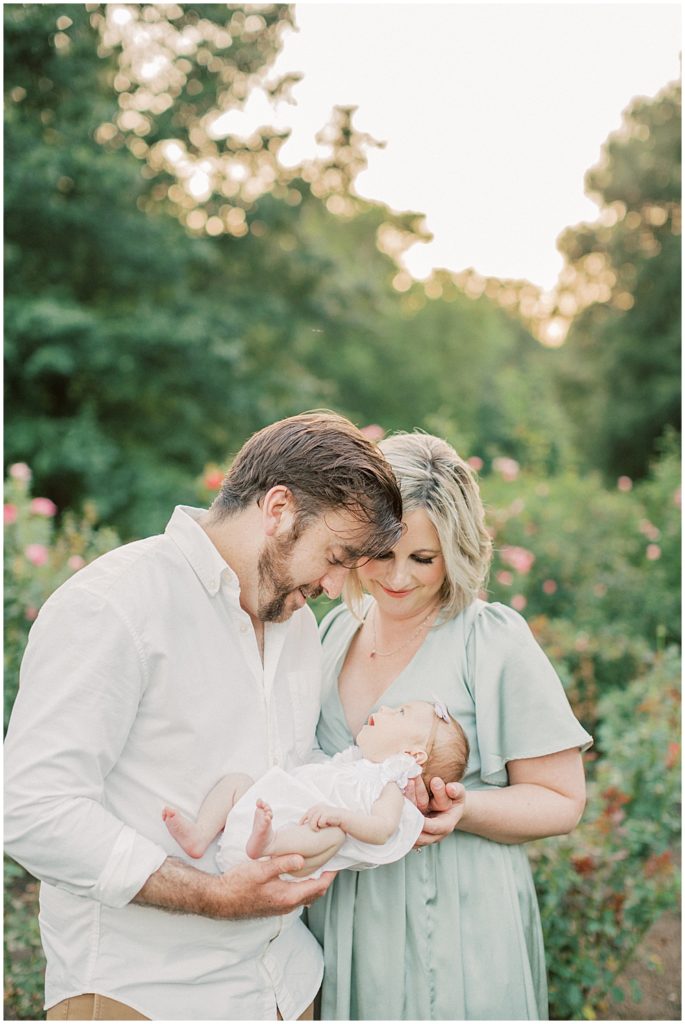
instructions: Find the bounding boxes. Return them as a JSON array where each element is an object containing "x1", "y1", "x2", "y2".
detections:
[
  {"x1": 646, "y1": 544, "x2": 661, "y2": 561},
  {"x1": 617, "y1": 476, "x2": 632, "y2": 492},
  {"x1": 496, "y1": 570, "x2": 513, "y2": 586},
  {"x1": 25, "y1": 606, "x2": 39, "y2": 622},
  {"x1": 500, "y1": 545, "x2": 536, "y2": 574},
  {"x1": 360, "y1": 424, "x2": 385, "y2": 442},
  {"x1": 68, "y1": 555, "x2": 86, "y2": 571},
  {"x1": 467, "y1": 455, "x2": 483, "y2": 471},
  {"x1": 203, "y1": 469, "x2": 224, "y2": 491},
  {"x1": 9, "y1": 462, "x2": 32, "y2": 482},
  {"x1": 493, "y1": 457, "x2": 520, "y2": 481},
  {"x1": 31, "y1": 497, "x2": 58, "y2": 517},
  {"x1": 25, "y1": 543, "x2": 49, "y2": 566},
  {"x1": 4, "y1": 503, "x2": 18, "y2": 525},
  {"x1": 542, "y1": 579, "x2": 557, "y2": 594},
  {"x1": 511, "y1": 594, "x2": 527, "y2": 611},
  {"x1": 638, "y1": 518, "x2": 660, "y2": 540}
]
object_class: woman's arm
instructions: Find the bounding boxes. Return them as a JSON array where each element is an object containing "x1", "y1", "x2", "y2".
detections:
[{"x1": 417, "y1": 747, "x2": 587, "y2": 847}]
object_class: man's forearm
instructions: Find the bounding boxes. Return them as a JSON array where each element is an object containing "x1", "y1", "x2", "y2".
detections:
[
  {"x1": 133, "y1": 852, "x2": 336, "y2": 920},
  {"x1": 133, "y1": 857, "x2": 227, "y2": 918}
]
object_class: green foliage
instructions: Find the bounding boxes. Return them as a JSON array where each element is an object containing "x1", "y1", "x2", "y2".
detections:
[
  {"x1": 4, "y1": 858, "x2": 44, "y2": 1022},
  {"x1": 4, "y1": 456, "x2": 681, "y2": 1019},
  {"x1": 482, "y1": 442, "x2": 681, "y2": 673},
  {"x1": 4, "y1": 463, "x2": 120, "y2": 732},
  {"x1": 3, "y1": 7, "x2": 681, "y2": 1019},
  {"x1": 553, "y1": 81, "x2": 681, "y2": 479},
  {"x1": 533, "y1": 650, "x2": 680, "y2": 1019},
  {"x1": 5, "y1": 4, "x2": 577, "y2": 538}
]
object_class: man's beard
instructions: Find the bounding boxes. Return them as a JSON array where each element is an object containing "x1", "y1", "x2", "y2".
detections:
[{"x1": 257, "y1": 533, "x2": 322, "y2": 622}]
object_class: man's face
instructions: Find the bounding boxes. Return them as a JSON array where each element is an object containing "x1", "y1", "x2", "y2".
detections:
[{"x1": 256, "y1": 509, "x2": 369, "y2": 623}]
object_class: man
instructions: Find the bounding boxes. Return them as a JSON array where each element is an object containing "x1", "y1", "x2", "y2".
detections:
[{"x1": 4, "y1": 411, "x2": 403, "y2": 1021}]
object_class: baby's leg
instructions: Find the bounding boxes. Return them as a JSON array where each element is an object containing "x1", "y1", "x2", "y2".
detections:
[
  {"x1": 246, "y1": 803, "x2": 345, "y2": 877},
  {"x1": 245, "y1": 799, "x2": 276, "y2": 859},
  {"x1": 164, "y1": 772, "x2": 254, "y2": 859}
]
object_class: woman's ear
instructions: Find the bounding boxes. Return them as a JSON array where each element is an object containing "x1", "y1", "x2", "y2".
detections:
[{"x1": 262, "y1": 486, "x2": 296, "y2": 537}]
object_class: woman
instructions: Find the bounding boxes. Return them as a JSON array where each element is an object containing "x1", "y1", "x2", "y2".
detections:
[{"x1": 307, "y1": 433, "x2": 592, "y2": 1020}]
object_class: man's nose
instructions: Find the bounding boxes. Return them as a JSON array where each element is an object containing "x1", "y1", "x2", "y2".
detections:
[{"x1": 320, "y1": 563, "x2": 349, "y2": 600}]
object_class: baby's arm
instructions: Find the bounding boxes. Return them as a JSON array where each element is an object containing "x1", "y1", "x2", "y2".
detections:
[
  {"x1": 163, "y1": 772, "x2": 254, "y2": 859},
  {"x1": 300, "y1": 783, "x2": 405, "y2": 845}
]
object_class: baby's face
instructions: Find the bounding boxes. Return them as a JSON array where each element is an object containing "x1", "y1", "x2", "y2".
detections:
[{"x1": 355, "y1": 701, "x2": 435, "y2": 762}]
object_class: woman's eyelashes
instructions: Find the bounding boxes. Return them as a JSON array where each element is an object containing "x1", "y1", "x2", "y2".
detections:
[{"x1": 374, "y1": 552, "x2": 435, "y2": 565}]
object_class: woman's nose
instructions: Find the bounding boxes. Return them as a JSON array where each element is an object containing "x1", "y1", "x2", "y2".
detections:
[{"x1": 384, "y1": 557, "x2": 411, "y2": 581}]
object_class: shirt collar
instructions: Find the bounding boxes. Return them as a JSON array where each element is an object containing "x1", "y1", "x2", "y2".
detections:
[{"x1": 165, "y1": 505, "x2": 240, "y2": 597}]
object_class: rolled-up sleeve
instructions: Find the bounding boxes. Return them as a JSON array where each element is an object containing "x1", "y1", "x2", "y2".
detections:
[{"x1": 4, "y1": 586, "x2": 167, "y2": 907}]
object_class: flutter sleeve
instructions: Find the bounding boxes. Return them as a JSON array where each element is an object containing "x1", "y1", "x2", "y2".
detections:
[
  {"x1": 379, "y1": 753, "x2": 422, "y2": 792},
  {"x1": 466, "y1": 602, "x2": 593, "y2": 786}
]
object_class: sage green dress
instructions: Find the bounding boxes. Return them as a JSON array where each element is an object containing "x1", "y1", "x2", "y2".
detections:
[{"x1": 306, "y1": 599, "x2": 592, "y2": 1021}]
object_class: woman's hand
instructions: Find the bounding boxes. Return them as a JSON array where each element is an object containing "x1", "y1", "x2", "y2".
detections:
[{"x1": 406, "y1": 776, "x2": 467, "y2": 847}]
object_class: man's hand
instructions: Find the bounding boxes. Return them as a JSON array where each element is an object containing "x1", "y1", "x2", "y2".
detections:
[
  {"x1": 214, "y1": 855, "x2": 336, "y2": 915},
  {"x1": 405, "y1": 776, "x2": 467, "y2": 848},
  {"x1": 299, "y1": 803, "x2": 344, "y2": 831},
  {"x1": 134, "y1": 854, "x2": 336, "y2": 919}
]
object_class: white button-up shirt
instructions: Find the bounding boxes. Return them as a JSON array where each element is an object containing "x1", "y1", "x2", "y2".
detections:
[{"x1": 4, "y1": 506, "x2": 324, "y2": 1020}]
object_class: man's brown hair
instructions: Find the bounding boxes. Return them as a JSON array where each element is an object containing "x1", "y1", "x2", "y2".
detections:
[{"x1": 210, "y1": 411, "x2": 404, "y2": 559}]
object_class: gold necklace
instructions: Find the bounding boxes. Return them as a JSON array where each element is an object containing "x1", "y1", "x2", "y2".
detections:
[{"x1": 369, "y1": 604, "x2": 438, "y2": 659}]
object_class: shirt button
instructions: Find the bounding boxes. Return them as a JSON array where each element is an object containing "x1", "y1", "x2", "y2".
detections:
[{"x1": 239, "y1": 624, "x2": 249, "y2": 634}]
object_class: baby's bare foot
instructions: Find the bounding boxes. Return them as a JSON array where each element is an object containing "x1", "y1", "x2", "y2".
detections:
[
  {"x1": 246, "y1": 799, "x2": 275, "y2": 859},
  {"x1": 162, "y1": 805, "x2": 207, "y2": 859}
]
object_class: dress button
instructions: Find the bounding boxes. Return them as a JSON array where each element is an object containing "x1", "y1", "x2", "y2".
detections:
[{"x1": 239, "y1": 624, "x2": 248, "y2": 633}]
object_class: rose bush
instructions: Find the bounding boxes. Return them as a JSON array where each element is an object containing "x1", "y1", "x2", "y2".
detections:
[
  {"x1": 533, "y1": 649, "x2": 680, "y2": 1019},
  {"x1": 4, "y1": 452, "x2": 681, "y2": 1020},
  {"x1": 4, "y1": 465, "x2": 120, "y2": 731}
]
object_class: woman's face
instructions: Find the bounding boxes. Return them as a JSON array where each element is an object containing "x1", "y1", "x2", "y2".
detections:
[{"x1": 358, "y1": 508, "x2": 446, "y2": 619}]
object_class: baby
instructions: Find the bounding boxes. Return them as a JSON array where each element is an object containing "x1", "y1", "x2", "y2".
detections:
[{"x1": 163, "y1": 700, "x2": 469, "y2": 879}]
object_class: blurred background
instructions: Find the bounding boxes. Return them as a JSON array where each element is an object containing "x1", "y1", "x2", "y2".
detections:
[{"x1": 4, "y1": 4, "x2": 681, "y2": 1019}]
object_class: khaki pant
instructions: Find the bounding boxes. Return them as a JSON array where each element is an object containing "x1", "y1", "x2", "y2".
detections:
[
  {"x1": 46, "y1": 994, "x2": 148, "y2": 1020},
  {"x1": 47, "y1": 994, "x2": 314, "y2": 1020}
]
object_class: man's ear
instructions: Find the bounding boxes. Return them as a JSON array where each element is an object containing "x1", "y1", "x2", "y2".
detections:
[
  {"x1": 406, "y1": 747, "x2": 428, "y2": 766},
  {"x1": 262, "y1": 486, "x2": 296, "y2": 537}
]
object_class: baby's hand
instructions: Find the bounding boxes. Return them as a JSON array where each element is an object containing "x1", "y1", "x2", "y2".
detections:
[{"x1": 299, "y1": 803, "x2": 344, "y2": 831}]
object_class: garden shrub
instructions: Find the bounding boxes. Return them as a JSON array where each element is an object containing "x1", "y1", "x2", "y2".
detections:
[
  {"x1": 3, "y1": 460, "x2": 680, "y2": 1020},
  {"x1": 481, "y1": 446, "x2": 681, "y2": 657},
  {"x1": 4, "y1": 463, "x2": 120, "y2": 731},
  {"x1": 533, "y1": 649, "x2": 681, "y2": 1019}
]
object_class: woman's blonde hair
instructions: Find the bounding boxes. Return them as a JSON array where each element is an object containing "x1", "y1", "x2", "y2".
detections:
[{"x1": 344, "y1": 432, "x2": 492, "y2": 620}]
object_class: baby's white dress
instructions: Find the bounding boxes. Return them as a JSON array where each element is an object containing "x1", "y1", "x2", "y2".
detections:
[{"x1": 216, "y1": 747, "x2": 424, "y2": 878}]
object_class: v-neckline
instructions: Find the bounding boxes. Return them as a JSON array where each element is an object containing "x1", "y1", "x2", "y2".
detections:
[{"x1": 334, "y1": 598, "x2": 435, "y2": 741}]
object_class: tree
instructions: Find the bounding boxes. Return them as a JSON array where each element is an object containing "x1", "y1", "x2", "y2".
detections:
[
  {"x1": 4, "y1": 5, "x2": 309, "y2": 535},
  {"x1": 551, "y1": 80, "x2": 681, "y2": 479},
  {"x1": 6, "y1": 5, "x2": 558, "y2": 539}
]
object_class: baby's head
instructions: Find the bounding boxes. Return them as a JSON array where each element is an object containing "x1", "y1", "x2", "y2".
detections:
[{"x1": 355, "y1": 700, "x2": 469, "y2": 785}]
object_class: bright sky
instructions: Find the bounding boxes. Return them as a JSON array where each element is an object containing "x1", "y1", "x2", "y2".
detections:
[{"x1": 218, "y1": 3, "x2": 681, "y2": 291}]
